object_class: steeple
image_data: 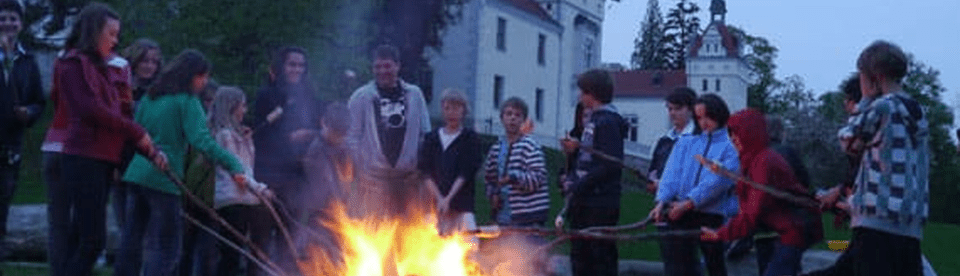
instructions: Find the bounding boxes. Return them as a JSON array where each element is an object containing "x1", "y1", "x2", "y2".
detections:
[{"x1": 710, "y1": 0, "x2": 726, "y2": 23}]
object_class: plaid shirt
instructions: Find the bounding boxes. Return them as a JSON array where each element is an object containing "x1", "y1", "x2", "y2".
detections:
[{"x1": 838, "y1": 91, "x2": 929, "y2": 239}]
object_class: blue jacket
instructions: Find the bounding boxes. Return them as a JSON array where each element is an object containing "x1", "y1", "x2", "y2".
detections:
[{"x1": 655, "y1": 127, "x2": 739, "y2": 217}]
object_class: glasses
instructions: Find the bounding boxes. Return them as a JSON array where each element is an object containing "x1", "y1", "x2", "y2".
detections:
[{"x1": 0, "y1": 15, "x2": 18, "y2": 23}]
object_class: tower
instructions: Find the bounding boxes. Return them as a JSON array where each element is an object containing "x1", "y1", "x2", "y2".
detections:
[{"x1": 685, "y1": 0, "x2": 748, "y2": 111}]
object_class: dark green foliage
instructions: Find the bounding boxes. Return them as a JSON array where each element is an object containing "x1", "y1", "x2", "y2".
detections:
[
  {"x1": 661, "y1": 0, "x2": 699, "y2": 70},
  {"x1": 727, "y1": 26, "x2": 779, "y2": 112},
  {"x1": 630, "y1": 0, "x2": 669, "y2": 70}
]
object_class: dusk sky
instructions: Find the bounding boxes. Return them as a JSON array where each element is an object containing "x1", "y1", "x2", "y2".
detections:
[{"x1": 602, "y1": 0, "x2": 960, "y2": 112}]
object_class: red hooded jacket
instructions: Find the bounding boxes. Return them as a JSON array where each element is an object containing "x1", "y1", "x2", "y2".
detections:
[{"x1": 716, "y1": 109, "x2": 823, "y2": 248}]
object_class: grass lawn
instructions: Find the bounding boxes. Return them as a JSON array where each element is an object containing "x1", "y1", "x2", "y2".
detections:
[{"x1": 9, "y1": 132, "x2": 960, "y2": 275}]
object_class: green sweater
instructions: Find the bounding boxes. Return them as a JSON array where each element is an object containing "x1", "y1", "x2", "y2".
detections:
[{"x1": 123, "y1": 93, "x2": 243, "y2": 195}]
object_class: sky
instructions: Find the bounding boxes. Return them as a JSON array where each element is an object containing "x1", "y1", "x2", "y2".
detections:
[{"x1": 602, "y1": 0, "x2": 960, "y2": 109}]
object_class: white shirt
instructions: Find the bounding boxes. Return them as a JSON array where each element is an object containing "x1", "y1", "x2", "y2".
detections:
[{"x1": 439, "y1": 127, "x2": 462, "y2": 150}]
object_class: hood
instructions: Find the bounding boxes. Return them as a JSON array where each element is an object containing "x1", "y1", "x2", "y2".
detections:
[{"x1": 728, "y1": 109, "x2": 769, "y2": 166}]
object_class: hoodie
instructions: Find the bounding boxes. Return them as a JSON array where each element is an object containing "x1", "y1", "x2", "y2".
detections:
[
  {"x1": 569, "y1": 104, "x2": 628, "y2": 208},
  {"x1": 716, "y1": 109, "x2": 823, "y2": 248}
]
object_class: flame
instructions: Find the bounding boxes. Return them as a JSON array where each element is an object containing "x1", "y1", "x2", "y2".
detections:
[{"x1": 299, "y1": 202, "x2": 487, "y2": 276}]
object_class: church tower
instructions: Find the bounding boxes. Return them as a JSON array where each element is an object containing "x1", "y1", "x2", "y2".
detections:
[{"x1": 685, "y1": 0, "x2": 749, "y2": 111}]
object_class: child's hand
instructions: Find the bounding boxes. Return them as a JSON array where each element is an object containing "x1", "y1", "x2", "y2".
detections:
[
  {"x1": 232, "y1": 174, "x2": 248, "y2": 194},
  {"x1": 266, "y1": 107, "x2": 283, "y2": 123}
]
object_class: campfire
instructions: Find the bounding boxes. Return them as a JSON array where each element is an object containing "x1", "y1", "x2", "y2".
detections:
[{"x1": 297, "y1": 202, "x2": 501, "y2": 276}]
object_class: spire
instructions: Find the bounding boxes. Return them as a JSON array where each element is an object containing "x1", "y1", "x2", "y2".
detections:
[{"x1": 710, "y1": 0, "x2": 726, "y2": 23}]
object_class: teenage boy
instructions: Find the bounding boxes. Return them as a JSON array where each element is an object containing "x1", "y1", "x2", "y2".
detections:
[
  {"x1": 828, "y1": 40, "x2": 929, "y2": 276},
  {"x1": 563, "y1": 69, "x2": 626, "y2": 276}
]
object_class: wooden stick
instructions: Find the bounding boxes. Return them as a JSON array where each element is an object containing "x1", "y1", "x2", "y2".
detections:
[
  {"x1": 181, "y1": 211, "x2": 283, "y2": 276},
  {"x1": 253, "y1": 190, "x2": 300, "y2": 261},
  {"x1": 694, "y1": 154, "x2": 820, "y2": 208},
  {"x1": 160, "y1": 169, "x2": 286, "y2": 275}
]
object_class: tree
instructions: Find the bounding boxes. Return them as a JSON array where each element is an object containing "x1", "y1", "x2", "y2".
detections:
[
  {"x1": 727, "y1": 26, "x2": 779, "y2": 112},
  {"x1": 662, "y1": 0, "x2": 699, "y2": 70},
  {"x1": 768, "y1": 75, "x2": 814, "y2": 114},
  {"x1": 630, "y1": 0, "x2": 669, "y2": 70},
  {"x1": 370, "y1": 0, "x2": 468, "y2": 102}
]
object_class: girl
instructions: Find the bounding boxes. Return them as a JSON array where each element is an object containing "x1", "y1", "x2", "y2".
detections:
[
  {"x1": 209, "y1": 86, "x2": 274, "y2": 276},
  {"x1": 49, "y1": 3, "x2": 167, "y2": 275},
  {"x1": 701, "y1": 109, "x2": 823, "y2": 276},
  {"x1": 120, "y1": 38, "x2": 162, "y2": 103},
  {"x1": 115, "y1": 49, "x2": 246, "y2": 276}
]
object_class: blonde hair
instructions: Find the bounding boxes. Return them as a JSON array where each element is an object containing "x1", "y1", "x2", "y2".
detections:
[
  {"x1": 440, "y1": 88, "x2": 469, "y2": 114},
  {"x1": 208, "y1": 86, "x2": 246, "y2": 133}
]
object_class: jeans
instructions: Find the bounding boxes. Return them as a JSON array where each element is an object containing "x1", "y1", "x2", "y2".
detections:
[
  {"x1": 217, "y1": 204, "x2": 273, "y2": 276},
  {"x1": 114, "y1": 185, "x2": 184, "y2": 276},
  {"x1": 0, "y1": 147, "x2": 20, "y2": 259},
  {"x1": 658, "y1": 211, "x2": 727, "y2": 276},
  {"x1": 180, "y1": 203, "x2": 217, "y2": 276},
  {"x1": 763, "y1": 242, "x2": 805, "y2": 276},
  {"x1": 53, "y1": 154, "x2": 113, "y2": 276},
  {"x1": 569, "y1": 205, "x2": 620, "y2": 276}
]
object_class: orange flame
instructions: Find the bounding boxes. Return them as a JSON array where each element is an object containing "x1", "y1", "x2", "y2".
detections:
[{"x1": 299, "y1": 202, "x2": 487, "y2": 276}]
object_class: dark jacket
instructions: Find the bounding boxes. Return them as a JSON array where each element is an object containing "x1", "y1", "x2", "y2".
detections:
[
  {"x1": 57, "y1": 50, "x2": 148, "y2": 164},
  {"x1": 0, "y1": 47, "x2": 45, "y2": 147},
  {"x1": 569, "y1": 105, "x2": 627, "y2": 208},
  {"x1": 252, "y1": 83, "x2": 323, "y2": 182},
  {"x1": 418, "y1": 128, "x2": 482, "y2": 213},
  {"x1": 771, "y1": 142, "x2": 810, "y2": 188},
  {"x1": 717, "y1": 109, "x2": 823, "y2": 248}
]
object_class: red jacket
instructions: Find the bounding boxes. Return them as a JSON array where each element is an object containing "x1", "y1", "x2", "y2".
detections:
[
  {"x1": 55, "y1": 50, "x2": 146, "y2": 164},
  {"x1": 716, "y1": 109, "x2": 823, "y2": 248}
]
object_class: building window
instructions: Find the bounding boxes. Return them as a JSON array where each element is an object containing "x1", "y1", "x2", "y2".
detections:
[
  {"x1": 625, "y1": 115, "x2": 639, "y2": 142},
  {"x1": 494, "y1": 75, "x2": 504, "y2": 108},
  {"x1": 537, "y1": 34, "x2": 546, "y2": 66},
  {"x1": 702, "y1": 79, "x2": 708, "y2": 91},
  {"x1": 715, "y1": 79, "x2": 721, "y2": 91},
  {"x1": 584, "y1": 37, "x2": 595, "y2": 68},
  {"x1": 535, "y1": 88, "x2": 544, "y2": 121},
  {"x1": 496, "y1": 17, "x2": 507, "y2": 51}
]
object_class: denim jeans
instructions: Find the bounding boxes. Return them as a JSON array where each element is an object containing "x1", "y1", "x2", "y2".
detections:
[
  {"x1": 114, "y1": 184, "x2": 184, "y2": 276},
  {"x1": 657, "y1": 211, "x2": 727, "y2": 276},
  {"x1": 763, "y1": 241, "x2": 805, "y2": 276},
  {"x1": 54, "y1": 154, "x2": 113, "y2": 276},
  {"x1": 180, "y1": 203, "x2": 217, "y2": 276}
]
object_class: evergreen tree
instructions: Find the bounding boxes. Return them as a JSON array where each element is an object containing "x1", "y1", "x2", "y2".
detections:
[
  {"x1": 662, "y1": 0, "x2": 700, "y2": 69},
  {"x1": 630, "y1": 0, "x2": 668, "y2": 70}
]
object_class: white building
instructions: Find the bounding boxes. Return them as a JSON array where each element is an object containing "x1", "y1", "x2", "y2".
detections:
[
  {"x1": 613, "y1": 0, "x2": 748, "y2": 163},
  {"x1": 428, "y1": 0, "x2": 605, "y2": 148}
]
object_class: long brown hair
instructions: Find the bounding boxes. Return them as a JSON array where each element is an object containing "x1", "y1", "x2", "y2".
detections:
[
  {"x1": 64, "y1": 2, "x2": 119, "y2": 62},
  {"x1": 148, "y1": 49, "x2": 211, "y2": 99}
]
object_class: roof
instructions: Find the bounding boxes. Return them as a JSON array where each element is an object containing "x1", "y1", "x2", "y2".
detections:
[
  {"x1": 612, "y1": 70, "x2": 687, "y2": 98},
  {"x1": 689, "y1": 23, "x2": 740, "y2": 58},
  {"x1": 500, "y1": 0, "x2": 557, "y2": 25}
]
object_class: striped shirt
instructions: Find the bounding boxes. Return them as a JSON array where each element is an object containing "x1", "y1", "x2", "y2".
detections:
[{"x1": 483, "y1": 135, "x2": 549, "y2": 224}]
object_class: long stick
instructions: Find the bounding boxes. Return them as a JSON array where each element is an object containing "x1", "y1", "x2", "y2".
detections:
[
  {"x1": 181, "y1": 211, "x2": 283, "y2": 276},
  {"x1": 576, "y1": 145, "x2": 653, "y2": 184},
  {"x1": 253, "y1": 191, "x2": 300, "y2": 261},
  {"x1": 160, "y1": 169, "x2": 286, "y2": 275},
  {"x1": 694, "y1": 155, "x2": 820, "y2": 208}
]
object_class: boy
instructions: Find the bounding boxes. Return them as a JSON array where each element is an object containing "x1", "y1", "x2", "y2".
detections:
[
  {"x1": 482, "y1": 97, "x2": 548, "y2": 227},
  {"x1": 563, "y1": 69, "x2": 626, "y2": 276},
  {"x1": 832, "y1": 40, "x2": 928, "y2": 276}
]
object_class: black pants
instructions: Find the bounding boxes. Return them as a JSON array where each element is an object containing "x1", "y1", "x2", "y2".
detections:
[
  {"x1": 0, "y1": 151, "x2": 19, "y2": 259},
  {"x1": 658, "y1": 211, "x2": 727, "y2": 276},
  {"x1": 802, "y1": 227, "x2": 921, "y2": 276},
  {"x1": 56, "y1": 154, "x2": 113, "y2": 276},
  {"x1": 569, "y1": 205, "x2": 620, "y2": 276},
  {"x1": 217, "y1": 204, "x2": 273, "y2": 276}
]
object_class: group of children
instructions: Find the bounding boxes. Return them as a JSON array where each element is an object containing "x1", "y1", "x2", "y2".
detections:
[
  {"x1": 0, "y1": 1, "x2": 931, "y2": 275},
  {"x1": 640, "y1": 40, "x2": 929, "y2": 276}
]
